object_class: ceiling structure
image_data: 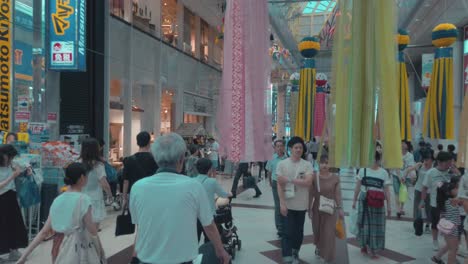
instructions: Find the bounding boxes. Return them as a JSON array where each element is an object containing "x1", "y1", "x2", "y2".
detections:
[{"x1": 268, "y1": 0, "x2": 468, "y2": 74}]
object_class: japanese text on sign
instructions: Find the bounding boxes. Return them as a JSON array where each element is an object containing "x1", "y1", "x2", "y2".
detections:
[
  {"x1": 51, "y1": 0, "x2": 74, "y2": 36},
  {"x1": 0, "y1": 0, "x2": 12, "y2": 132}
]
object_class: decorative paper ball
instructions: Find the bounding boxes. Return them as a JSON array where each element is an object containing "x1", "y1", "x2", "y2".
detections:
[
  {"x1": 298, "y1": 36, "x2": 320, "y2": 58},
  {"x1": 397, "y1": 29, "x2": 410, "y2": 51},
  {"x1": 432, "y1": 23, "x2": 458, "y2": 47}
]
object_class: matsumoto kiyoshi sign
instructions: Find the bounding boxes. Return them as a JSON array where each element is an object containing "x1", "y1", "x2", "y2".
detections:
[
  {"x1": 0, "y1": 0, "x2": 12, "y2": 132},
  {"x1": 49, "y1": 0, "x2": 86, "y2": 71}
]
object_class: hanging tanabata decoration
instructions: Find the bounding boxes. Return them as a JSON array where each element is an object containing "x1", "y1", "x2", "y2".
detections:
[
  {"x1": 314, "y1": 73, "x2": 328, "y2": 137},
  {"x1": 217, "y1": 0, "x2": 272, "y2": 162},
  {"x1": 397, "y1": 29, "x2": 412, "y2": 141},
  {"x1": 289, "y1": 72, "x2": 300, "y2": 136},
  {"x1": 423, "y1": 23, "x2": 458, "y2": 139},
  {"x1": 331, "y1": 0, "x2": 402, "y2": 168},
  {"x1": 294, "y1": 36, "x2": 320, "y2": 142}
]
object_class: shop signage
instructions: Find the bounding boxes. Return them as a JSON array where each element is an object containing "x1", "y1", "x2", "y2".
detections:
[
  {"x1": 48, "y1": 0, "x2": 86, "y2": 71},
  {"x1": 28, "y1": 122, "x2": 50, "y2": 143},
  {"x1": 15, "y1": 111, "x2": 30, "y2": 123},
  {"x1": 464, "y1": 25, "x2": 468, "y2": 95},
  {"x1": 66, "y1": 124, "x2": 84, "y2": 134},
  {"x1": 0, "y1": 0, "x2": 12, "y2": 132},
  {"x1": 421, "y1": 53, "x2": 434, "y2": 91},
  {"x1": 17, "y1": 96, "x2": 30, "y2": 111},
  {"x1": 14, "y1": 41, "x2": 33, "y2": 80},
  {"x1": 47, "y1": 112, "x2": 58, "y2": 124}
]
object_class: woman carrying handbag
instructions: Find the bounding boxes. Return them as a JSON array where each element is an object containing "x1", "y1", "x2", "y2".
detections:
[
  {"x1": 309, "y1": 154, "x2": 344, "y2": 263},
  {"x1": 17, "y1": 163, "x2": 106, "y2": 264}
]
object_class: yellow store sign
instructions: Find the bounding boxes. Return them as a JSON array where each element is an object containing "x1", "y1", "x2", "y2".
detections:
[{"x1": 0, "y1": 0, "x2": 11, "y2": 132}]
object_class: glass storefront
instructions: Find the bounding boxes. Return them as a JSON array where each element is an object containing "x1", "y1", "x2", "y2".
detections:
[{"x1": 108, "y1": 2, "x2": 222, "y2": 159}]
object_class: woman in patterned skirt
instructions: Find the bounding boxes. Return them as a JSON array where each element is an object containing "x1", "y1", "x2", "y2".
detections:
[{"x1": 352, "y1": 151, "x2": 392, "y2": 259}]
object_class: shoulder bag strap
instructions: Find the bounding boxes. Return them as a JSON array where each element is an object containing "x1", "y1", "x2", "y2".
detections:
[{"x1": 316, "y1": 172, "x2": 321, "y2": 193}]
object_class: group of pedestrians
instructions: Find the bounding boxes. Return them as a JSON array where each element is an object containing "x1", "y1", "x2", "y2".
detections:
[
  {"x1": 264, "y1": 136, "x2": 344, "y2": 264},
  {"x1": 13, "y1": 132, "x2": 232, "y2": 264}
]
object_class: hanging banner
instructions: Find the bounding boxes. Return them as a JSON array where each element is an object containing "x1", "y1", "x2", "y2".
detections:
[
  {"x1": 421, "y1": 53, "x2": 434, "y2": 91},
  {"x1": 48, "y1": 0, "x2": 86, "y2": 71},
  {"x1": 464, "y1": 25, "x2": 468, "y2": 95},
  {"x1": 0, "y1": 0, "x2": 12, "y2": 132}
]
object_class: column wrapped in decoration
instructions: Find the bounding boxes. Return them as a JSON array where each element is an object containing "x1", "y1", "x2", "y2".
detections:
[
  {"x1": 314, "y1": 73, "x2": 328, "y2": 137},
  {"x1": 397, "y1": 29, "x2": 412, "y2": 141},
  {"x1": 423, "y1": 23, "x2": 458, "y2": 139},
  {"x1": 294, "y1": 36, "x2": 319, "y2": 141},
  {"x1": 289, "y1": 72, "x2": 300, "y2": 136},
  {"x1": 331, "y1": 0, "x2": 402, "y2": 168}
]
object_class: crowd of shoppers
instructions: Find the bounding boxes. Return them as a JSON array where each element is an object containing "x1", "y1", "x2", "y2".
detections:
[{"x1": 8, "y1": 129, "x2": 468, "y2": 264}]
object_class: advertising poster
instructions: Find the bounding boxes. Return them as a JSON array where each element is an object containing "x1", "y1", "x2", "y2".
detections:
[
  {"x1": 47, "y1": 112, "x2": 58, "y2": 124},
  {"x1": 422, "y1": 53, "x2": 434, "y2": 90},
  {"x1": 0, "y1": 0, "x2": 12, "y2": 132},
  {"x1": 15, "y1": 112, "x2": 30, "y2": 123},
  {"x1": 28, "y1": 122, "x2": 50, "y2": 143},
  {"x1": 49, "y1": 0, "x2": 87, "y2": 71}
]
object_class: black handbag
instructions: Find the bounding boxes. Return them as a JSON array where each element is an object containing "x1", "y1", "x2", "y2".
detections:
[{"x1": 115, "y1": 208, "x2": 135, "y2": 236}]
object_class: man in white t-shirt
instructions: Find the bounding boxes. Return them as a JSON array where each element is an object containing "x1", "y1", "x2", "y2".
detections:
[
  {"x1": 276, "y1": 137, "x2": 314, "y2": 264},
  {"x1": 420, "y1": 151, "x2": 452, "y2": 251},
  {"x1": 129, "y1": 133, "x2": 230, "y2": 264}
]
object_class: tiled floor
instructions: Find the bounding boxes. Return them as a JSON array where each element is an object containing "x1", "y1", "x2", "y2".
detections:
[{"x1": 3, "y1": 167, "x2": 466, "y2": 264}]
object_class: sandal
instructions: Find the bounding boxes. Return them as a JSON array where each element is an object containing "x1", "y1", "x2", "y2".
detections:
[{"x1": 431, "y1": 256, "x2": 445, "y2": 264}]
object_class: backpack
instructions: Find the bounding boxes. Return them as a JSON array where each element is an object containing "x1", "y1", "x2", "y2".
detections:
[{"x1": 104, "y1": 162, "x2": 118, "y2": 183}]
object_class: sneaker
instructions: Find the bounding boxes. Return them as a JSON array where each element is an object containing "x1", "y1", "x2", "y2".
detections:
[
  {"x1": 433, "y1": 240, "x2": 439, "y2": 251},
  {"x1": 8, "y1": 250, "x2": 21, "y2": 261},
  {"x1": 425, "y1": 225, "x2": 431, "y2": 234},
  {"x1": 431, "y1": 256, "x2": 445, "y2": 264}
]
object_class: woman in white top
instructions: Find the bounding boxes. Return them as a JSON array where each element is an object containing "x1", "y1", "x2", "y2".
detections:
[
  {"x1": 352, "y1": 151, "x2": 392, "y2": 259},
  {"x1": 17, "y1": 163, "x2": 101, "y2": 263},
  {"x1": 0, "y1": 145, "x2": 28, "y2": 262},
  {"x1": 80, "y1": 138, "x2": 112, "y2": 225}
]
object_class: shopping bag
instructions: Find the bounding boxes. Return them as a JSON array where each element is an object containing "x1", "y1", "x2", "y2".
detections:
[
  {"x1": 399, "y1": 184, "x2": 408, "y2": 203},
  {"x1": 15, "y1": 173, "x2": 41, "y2": 208},
  {"x1": 115, "y1": 209, "x2": 135, "y2": 236},
  {"x1": 336, "y1": 218, "x2": 345, "y2": 239},
  {"x1": 349, "y1": 209, "x2": 358, "y2": 236}
]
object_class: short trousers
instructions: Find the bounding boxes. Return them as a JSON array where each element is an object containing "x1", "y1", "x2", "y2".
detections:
[{"x1": 431, "y1": 206, "x2": 441, "y2": 230}]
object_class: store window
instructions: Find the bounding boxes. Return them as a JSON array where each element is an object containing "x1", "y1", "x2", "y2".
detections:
[
  {"x1": 183, "y1": 8, "x2": 196, "y2": 56},
  {"x1": 132, "y1": 0, "x2": 158, "y2": 36},
  {"x1": 161, "y1": 89, "x2": 175, "y2": 134},
  {"x1": 162, "y1": 0, "x2": 178, "y2": 47},
  {"x1": 109, "y1": 0, "x2": 126, "y2": 20},
  {"x1": 200, "y1": 19, "x2": 209, "y2": 62}
]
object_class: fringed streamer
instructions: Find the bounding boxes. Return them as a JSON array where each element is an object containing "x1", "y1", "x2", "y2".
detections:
[
  {"x1": 294, "y1": 59, "x2": 316, "y2": 142},
  {"x1": 331, "y1": 0, "x2": 402, "y2": 168},
  {"x1": 458, "y1": 93, "x2": 468, "y2": 168},
  {"x1": 423, "y1": 48, "x2": 454, "y2": 139},
  {"x1": 398, "y1": 51, "x2": 412, "y2": 141}
]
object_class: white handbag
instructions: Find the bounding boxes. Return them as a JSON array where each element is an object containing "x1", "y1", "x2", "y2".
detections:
[
  {"x1": 55, "y1": 195, "x2": 107, "y2": 264},
  {"x1": 317, "y1": 174, "x2": 336, "y2": 215}
]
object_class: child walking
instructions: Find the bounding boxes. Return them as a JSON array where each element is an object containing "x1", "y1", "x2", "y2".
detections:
[{"x1": 432, "y1": 178, "x2": 461, "y2": 264}]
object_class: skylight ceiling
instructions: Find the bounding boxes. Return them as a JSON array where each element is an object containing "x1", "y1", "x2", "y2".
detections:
[{"x1": 302, "y1": 1, "x2": 336, "y2": 14}]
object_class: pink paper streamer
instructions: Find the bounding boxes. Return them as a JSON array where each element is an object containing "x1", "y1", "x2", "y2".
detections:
[{"x1": 217, "y1": 0, "x2": 272, "y2": 162}]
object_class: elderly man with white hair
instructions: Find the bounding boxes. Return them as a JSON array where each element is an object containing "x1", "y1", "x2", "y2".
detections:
[{"x1": 129, "y1": 133, "x2": 230, "y2": 264}]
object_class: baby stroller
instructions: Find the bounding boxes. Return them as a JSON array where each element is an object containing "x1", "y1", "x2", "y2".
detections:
[{"x1": 215, "y1": 198, "x2": 241, "y2": 259}]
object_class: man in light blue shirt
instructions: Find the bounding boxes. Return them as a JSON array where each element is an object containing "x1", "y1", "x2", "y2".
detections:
[
  {"x1": 266, "y1": 139, "x2": 287, "y2": 237},
  {"x1": 195, "y1": 158, "x2": 231, "y2": 243},
  {"x1": 129, "y1": 133, "x2": 230, "y2": 264}
]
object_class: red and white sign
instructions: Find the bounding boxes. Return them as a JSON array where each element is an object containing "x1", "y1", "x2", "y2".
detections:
[
  {"x1": 47, "y1": 112, "x2": 58, "y2": 124},
  {"x1": 15, "y1": 111, "x2": 30, "y2": 123},
  {"x1": 28, "y1": 122, "x2": 48, "y2": 135},
  {"x1": 51, "y1": 41, "x2": 75, "y2": 66}
]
